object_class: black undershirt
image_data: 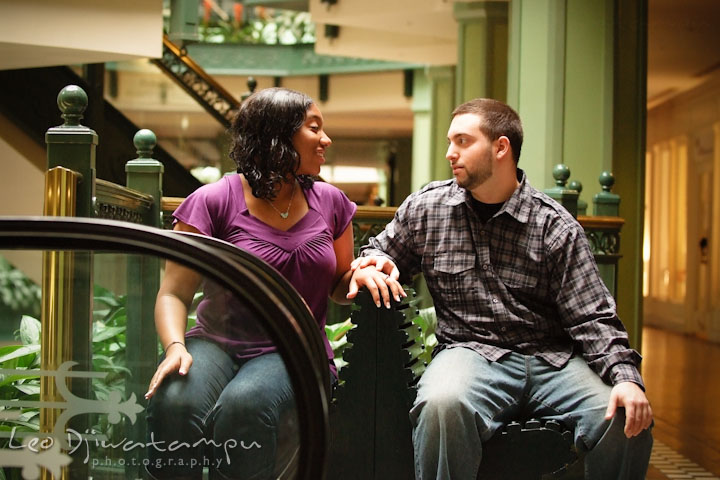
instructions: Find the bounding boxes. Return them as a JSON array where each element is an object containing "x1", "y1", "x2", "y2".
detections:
[{"x1": 470, "y1": 197, "x2": 504, "y2": 224}]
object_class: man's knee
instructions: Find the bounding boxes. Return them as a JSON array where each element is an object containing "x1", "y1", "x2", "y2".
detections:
[
  {"x1": 412, "y1": 380, "x2": 477, "y2": 427},
  {"x1": 586, "y1": 408, "x2": 653, "y2": 454}
]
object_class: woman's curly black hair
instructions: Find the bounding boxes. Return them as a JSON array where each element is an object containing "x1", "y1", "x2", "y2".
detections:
[{"x1": 229, "y1": 87, "x2": 316, "y2": 200}]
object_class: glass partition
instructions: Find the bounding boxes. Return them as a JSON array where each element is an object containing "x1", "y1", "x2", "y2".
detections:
[{"x1": 0, "y1": 217, "x2": 328, "y2": 480}]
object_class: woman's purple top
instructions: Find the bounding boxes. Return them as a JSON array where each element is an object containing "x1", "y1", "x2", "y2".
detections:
[{"x1": 173, "y1": 174, "x2": 356, "y2": 374}]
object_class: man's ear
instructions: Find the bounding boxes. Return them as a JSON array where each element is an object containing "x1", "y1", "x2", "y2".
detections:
[{"x1": 495, "y1": 136, "x2": 511, "y2": 160}]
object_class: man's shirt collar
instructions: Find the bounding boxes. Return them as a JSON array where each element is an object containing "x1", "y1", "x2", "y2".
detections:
[{"x1": 446, "y1": 168, "x2": 531, "y2": 224}]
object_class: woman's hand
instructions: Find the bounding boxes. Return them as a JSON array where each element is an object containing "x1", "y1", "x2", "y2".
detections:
[
  {"x1": 347, "y1": 256, "x2": 406, "y2": 308},
  {"x1": 144, "y1": 342, "x2": 193, "y2": 399}
]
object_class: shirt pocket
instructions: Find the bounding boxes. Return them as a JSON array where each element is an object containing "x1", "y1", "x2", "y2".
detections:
[
  {"x1": 430, "y1": 252, "x2": 476, "y2": 295},
  {"x1": 494, "y1": 261, "x2": 539, "y2": 291}
]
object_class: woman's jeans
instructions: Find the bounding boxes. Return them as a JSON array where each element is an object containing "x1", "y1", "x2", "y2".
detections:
[
  {"x1": 410, "y1": 347, "x2": 653, "y2": 480},
  {"x1": 146, "y1": 337, "x2": 297, "y2": 480}
]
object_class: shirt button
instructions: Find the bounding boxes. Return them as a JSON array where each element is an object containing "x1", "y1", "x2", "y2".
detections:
[
  {"x1": 501, "y1": 326, "x2": 507, "y2": 332},
  {"x1": 492, "y1": 298, "x2": 498, "y2": 303},
  {"x1": 482, "y1": 264, "x2": 489, "y2": 271}
]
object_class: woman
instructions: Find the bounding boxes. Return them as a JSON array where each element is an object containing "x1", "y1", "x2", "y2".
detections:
[{"x1": 144, "y1": 87, "x2": 401, "y2": 479}]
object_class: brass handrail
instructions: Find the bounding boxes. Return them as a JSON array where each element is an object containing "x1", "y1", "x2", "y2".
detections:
[{"x1": 41, "y1": 166, "x2": 79, "y2": 480}]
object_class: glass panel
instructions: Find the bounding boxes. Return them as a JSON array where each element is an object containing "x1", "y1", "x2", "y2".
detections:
[{"x1": 0, "y1": 249, "x2": 299, "y2": 480}]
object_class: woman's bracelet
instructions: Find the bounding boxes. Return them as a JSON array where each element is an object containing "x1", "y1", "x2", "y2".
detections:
[{"x1": 164, "y1": 341, "x2": 186, "y2": 353}]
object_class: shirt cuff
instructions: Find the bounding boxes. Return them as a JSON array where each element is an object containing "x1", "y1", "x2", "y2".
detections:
[{"x1": 609, "y1": 363, "x2": 645, "y2": 391}]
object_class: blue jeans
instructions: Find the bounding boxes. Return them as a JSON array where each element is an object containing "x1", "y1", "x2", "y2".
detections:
[
  {"x1": 146, "y1": 337, "x2": 298, "y2": 480},
  {"x1": 410, "y1": 347, "x2": 653, "y2": 480}
]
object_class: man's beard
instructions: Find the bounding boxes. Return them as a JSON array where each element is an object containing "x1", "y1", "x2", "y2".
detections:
[{"x1": 457, "y1": 150, "x2": 493, "y2": 191}]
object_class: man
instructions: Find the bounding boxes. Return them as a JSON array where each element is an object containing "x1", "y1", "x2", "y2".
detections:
[{"x1": 347, "y1": 98, "x2": 653, "y2": 479}]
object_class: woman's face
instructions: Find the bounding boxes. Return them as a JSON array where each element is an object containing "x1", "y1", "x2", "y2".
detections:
[{"x1": 292, "y1": 103, "x2": 332, "y2": 176}]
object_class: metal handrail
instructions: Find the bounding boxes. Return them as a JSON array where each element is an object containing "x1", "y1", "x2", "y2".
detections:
[{"x1": 0, "y1": 216, "x2": 329, "y2": 480}]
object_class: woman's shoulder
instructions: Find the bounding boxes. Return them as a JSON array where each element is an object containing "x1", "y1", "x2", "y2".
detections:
[
  {"x1": 189, "y1": 174, "x2": 236, "y2": 197},
  {"x1": 179, "y1": 175, "x2": 241, "y2": 217},
  {"x1": 309, "y1": 180, "x2": 350, "y2": 203},
  {"x1": 310, "y1": 179, "x2": 341, "y2": 194}
]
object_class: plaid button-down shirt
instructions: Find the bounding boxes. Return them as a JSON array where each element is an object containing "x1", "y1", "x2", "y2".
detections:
[{"x1": 360, "y1": 169, "x2": 643, "y2": 388}]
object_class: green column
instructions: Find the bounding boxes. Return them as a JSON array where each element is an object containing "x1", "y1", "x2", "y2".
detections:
[
  {"x1": 507, "y1": 0, "x2": 566, "y2": 187},
  {"x1": 563, "y1": 0, "x2": 614, "y2": 197},
  {"x1": 411, "y1": 67, "x2": 454, "y2": 191},
  {"x1": 454, "y1": 1, "x2": 508, "y2": 105},
  {"x1": 613, "y1": 0, "x2": 648, "y2": 350},
  {"x1": 508, "y1": 0, "x2": 646, "y2": 348}
]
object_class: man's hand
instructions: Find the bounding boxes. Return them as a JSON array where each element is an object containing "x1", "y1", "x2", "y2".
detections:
[
  {"x1": 351, "y1": 255, "x2": 400, "y2": 280},
  {"x1": 605, "y1": 382, "x2": 653, "y2": 437},
  {"x1": 347, "y1": 256, "x2": 406, "y2": 308}
]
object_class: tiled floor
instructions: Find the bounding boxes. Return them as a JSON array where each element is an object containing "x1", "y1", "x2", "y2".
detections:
[{"x1": 642, "y1": 327, "x2": 720, "y2": 480}]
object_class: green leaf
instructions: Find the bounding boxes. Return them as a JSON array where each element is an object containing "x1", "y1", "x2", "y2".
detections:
[
  {"x1": 18, "y1": 316, "x2": 41, "y2": 345},
  {"x1": 0, "y1": 418, "x2": 40, "y2": 431},
  {"x1": 325, "y1": 319, "x2": 355, "y2": 341},
  {"x1": 14, "y1": 384, "x2": 39, "y2": 395},
  {"x1": 0, "y1": 345, "x2": 39, "y2": 365},
  {"x1": 93, "y1": 284, "x2": 121, "y2": 308},
  {"x1": 92, "y1": 325, "x2": 126, "y2": 343}
]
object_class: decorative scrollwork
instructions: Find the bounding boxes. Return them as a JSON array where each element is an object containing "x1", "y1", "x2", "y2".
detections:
[
  {"x1": 585, "y1": 230, "x2": 620, "y2": 255},
  {"x1": 95, "y1": 202, "x2": 144, "y2": 224}
]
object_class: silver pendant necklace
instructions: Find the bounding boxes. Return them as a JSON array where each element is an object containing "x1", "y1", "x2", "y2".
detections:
[{"x1": 266, "y1": 180, "x2": 296, "y2": 219}]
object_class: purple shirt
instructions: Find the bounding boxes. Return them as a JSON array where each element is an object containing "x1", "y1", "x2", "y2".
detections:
[{"x1": 173, "y1": 174, "x2": 356, "y2": 373}]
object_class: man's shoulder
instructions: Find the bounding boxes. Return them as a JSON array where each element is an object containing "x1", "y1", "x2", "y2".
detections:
[
  {"x1": 399, "y1": 179, "x2": 458, "y2": 211},
  {"x1": 420, "y1": 178, "x2": 455, "y2": 192},
  {"x1": 414, "y1": 179, "x2": 458, "y2": 200},
  {"x1": 520, "y1": 183, "x2": 585, "y2": 244},
  {"x1": 524, "y1": 183, "x2": 579, "y2": 223}
]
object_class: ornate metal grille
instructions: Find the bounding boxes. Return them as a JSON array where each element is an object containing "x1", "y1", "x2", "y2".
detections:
[{"x1": 151, "y1": 35, "x2": 240, "y2": 129}]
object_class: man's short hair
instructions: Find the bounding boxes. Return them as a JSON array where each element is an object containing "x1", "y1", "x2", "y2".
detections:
[{"x1": 452, "y1": 98, "x2": 523, "y2": 164}]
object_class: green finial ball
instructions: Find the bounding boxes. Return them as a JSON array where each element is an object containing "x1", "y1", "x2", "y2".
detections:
[
  {"x1": 134, "y1": 129, "x2": 157, "y2": 158},
  {"x1": 57, "y1": 85, "x2": 88, "y2": 126},
  {"x1": 552, "y1": 164, "x2": 571, "y2": 187},
  {"x1": 598, "y1": 171, "x2": 615, "y2": 192},
  {"x1": 568, "y1": 180, "x2": 583, "y2": 193}
]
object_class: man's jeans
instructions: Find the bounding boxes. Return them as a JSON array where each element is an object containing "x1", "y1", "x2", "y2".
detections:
[
  {"x1": 410, "y1": 347, "x2": 653, "y2": 480},
  {"x1": 146, "y1": 337, "x2": 297, "y2": 480}
]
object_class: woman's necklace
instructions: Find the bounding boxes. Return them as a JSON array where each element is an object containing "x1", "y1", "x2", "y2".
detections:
[{"x1": 265, "y1": 180, "x2": 296, "y2": 219}]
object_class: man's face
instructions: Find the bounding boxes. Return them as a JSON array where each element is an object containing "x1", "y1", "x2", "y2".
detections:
[{"x1": 446, "y1": 113, "x2": 494, "y2": 192}]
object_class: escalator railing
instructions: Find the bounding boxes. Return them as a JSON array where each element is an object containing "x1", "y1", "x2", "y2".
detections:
[{"x1": 0, "y1": 216, "x2": 329, "y2": 480}]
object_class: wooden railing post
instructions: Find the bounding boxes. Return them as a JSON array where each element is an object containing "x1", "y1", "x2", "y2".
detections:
[
  {"x1": 568, "y1": 180, "x2": 587, "y2": 216},
  {"x1": 126, "y1": 129, "x2": 164, "y2": 228},
  {"x1": 544, "y1": 164, "x2": 579, "y2": 218},
  {"x1": 43, "y1": 85, "x2": 95, "y2": 479},
  {"x1": 593, "y1": 171, "x2": 620, "y2": 217},
  {"x1": 123, "y1": 130, "x2": 163, "y2": 476},
  {"x1": 46, "y1": 85, "x2": 97, "y2": 217}
]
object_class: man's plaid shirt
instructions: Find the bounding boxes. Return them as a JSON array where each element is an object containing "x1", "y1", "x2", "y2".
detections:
[{"x1": 360, "y1": 169, "x2": 643, "y2": 388}]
